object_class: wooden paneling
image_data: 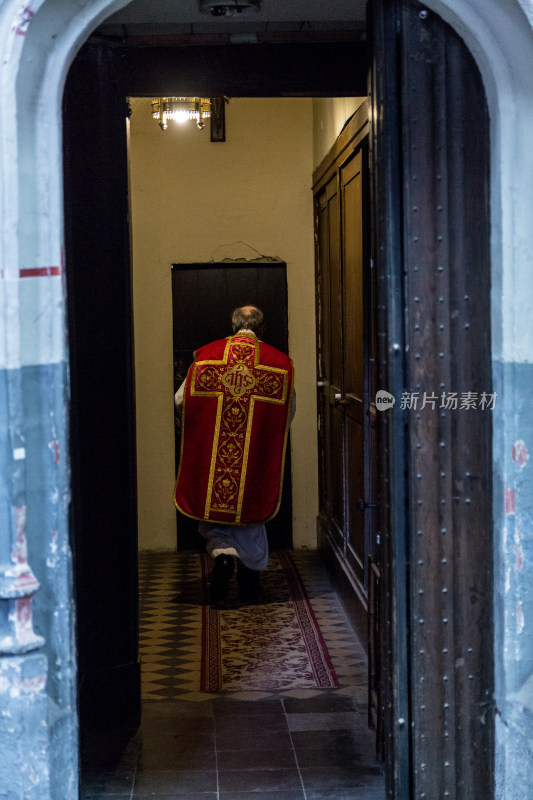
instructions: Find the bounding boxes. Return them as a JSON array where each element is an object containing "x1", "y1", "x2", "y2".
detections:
[
  {"x1": 342, "y1": 151, "x2": 367, "y2": 585},
  {"x1": 327, "y1": 182, "x2": 343, "y2": 392},
  {"x1": 342, "y1": 153, "x2": 365, "y2": 403},
  {"x1": 345, "y1": 415, "x2": 365, "y2": 572},
  {"x1": 314, "y1": 106, "x2": 373, "y2": 607}
]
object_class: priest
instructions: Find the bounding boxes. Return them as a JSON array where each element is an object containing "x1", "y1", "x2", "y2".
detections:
[{"x1": 174, "y1": 305, "x2": 295, "y2": 604}]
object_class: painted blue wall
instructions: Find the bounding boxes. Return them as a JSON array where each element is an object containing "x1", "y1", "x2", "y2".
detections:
[
  {"x1": 494, "y1": 362, "x2": 533, "y2": 799},
  {"x1": 0, "y1": 363, "x2": 77, "y2": 800},
  {"x1": 23, "y1": 362, "x2": 78, "y2": 798}
]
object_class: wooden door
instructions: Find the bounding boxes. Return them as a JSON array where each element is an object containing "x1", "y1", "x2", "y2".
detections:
[
  {"x1": 342, "y1": 149, "x2": 372, "y2": 589},
  {"x1": 315, "y1": 105, "x2": 375, "y2": 608},
  {"x1": 315, "y1": 116, "x2": 382, "y2": 747},
  {"x1": 370, "y1": 0, "x2": 494, "y2": 797},
  {"x1": 341, "y1": 148, "x2": 382, "y2": 743},
  {"x1": 317, "y1": 176, "x2": 345, "y2": 551},
  {"x1": 171, "y1": 261, "x2": 292, "y2": 552},
  {"x1": 63, "y1": 45, "x2": 140, "y2": 737}
]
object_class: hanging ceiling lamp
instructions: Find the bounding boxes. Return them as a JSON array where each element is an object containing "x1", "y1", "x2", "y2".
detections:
[
  {"x1": 151, "y1": 97, "x2": 212, "y2": 131},
  {"x1": 199, "y1": 0, "x2": 260, "y2": 16}
]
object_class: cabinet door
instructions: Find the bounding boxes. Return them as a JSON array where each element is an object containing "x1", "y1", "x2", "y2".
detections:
[
  {"x1": 316, "y1": 176, "x2": 345, "y2": 553},
  {"x1": 316, "y1": 137, "x2": 382, "y2": 749},
  {"x1": 342, "y1": 150, "x2": 367, "y2": 588},
  {"x1": 316, "y1": 146, "x2": 376, "y2": 591}
]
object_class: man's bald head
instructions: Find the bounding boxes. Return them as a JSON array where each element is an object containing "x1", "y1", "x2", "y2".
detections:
[{"x1": 231, "y1": 305, "x2": 264, "y2": 336}]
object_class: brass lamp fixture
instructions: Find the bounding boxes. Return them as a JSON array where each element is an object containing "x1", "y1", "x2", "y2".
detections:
[{"x1": 151, "y1": 97, "x2": 212, "y2": 131}]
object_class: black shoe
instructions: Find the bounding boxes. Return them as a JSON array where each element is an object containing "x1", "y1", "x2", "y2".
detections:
[
  {"x1": 237, "y1": 562, "x2": 264, "y2": 603},
  {"x1": 210, "y1": 554, "x2": 234, "y2": 603}
]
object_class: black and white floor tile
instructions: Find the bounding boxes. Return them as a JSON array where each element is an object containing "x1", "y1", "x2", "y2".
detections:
[
  {"x1": 138, "y1": 549, "x2": 369, "y2": 704},
  {"x1": 81, "y1": 548, "x2": 385, "y2": 799}
]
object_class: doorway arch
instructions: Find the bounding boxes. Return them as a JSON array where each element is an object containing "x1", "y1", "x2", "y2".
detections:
[{"x1": 0, "y1": 1, "x2": 531, "y2": 799}]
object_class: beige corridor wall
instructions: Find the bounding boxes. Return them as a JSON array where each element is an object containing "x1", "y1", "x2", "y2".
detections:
[
  {"x1": 312, "y1": 97, "x2": 365, "y2": 167},
  {"x1": 129, "y1": 97, "x2": 317, "y2": 551}
]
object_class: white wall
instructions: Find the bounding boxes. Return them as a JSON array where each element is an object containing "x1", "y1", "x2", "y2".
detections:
[{"x1": 129, "y1": 97, "x2": 318, "y2": 551}]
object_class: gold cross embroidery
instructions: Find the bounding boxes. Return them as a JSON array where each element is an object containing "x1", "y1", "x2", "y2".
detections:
[{"x1": 191, "y1": 337, "x2": 289, "y2": 521}]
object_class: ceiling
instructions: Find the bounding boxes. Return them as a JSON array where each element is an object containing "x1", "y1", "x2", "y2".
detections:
[{"x1": 96, "y1": 0, "x2": 368, "y2": 39}]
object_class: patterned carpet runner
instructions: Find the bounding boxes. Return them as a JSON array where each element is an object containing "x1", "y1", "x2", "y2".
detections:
[
  {"x1": 200, "y1": 550, "x2": 338, "y2": 693},
  {"x1": 139, "y1": 549, "x2": 368, "y2": 702}
]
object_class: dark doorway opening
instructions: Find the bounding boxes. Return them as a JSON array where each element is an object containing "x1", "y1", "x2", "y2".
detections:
[{"x1": 63, "y1": 35, "x2": 368, "y2": 739}]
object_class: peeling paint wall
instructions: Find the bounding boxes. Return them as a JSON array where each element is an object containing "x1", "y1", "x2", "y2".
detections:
[
  {"x1": 129, "y1": 97, "x2": 318, "y2": 552},
  {"x1": 0, "y1": 654, "x2": 50, "y2": 798},
  {"x1": 493, "y1": 362, "x2": 533, "y2": 798}
]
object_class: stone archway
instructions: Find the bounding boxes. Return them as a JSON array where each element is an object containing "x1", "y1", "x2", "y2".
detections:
[{"x1": 0, "y1": 4, "x2": 136, "y2": 798}]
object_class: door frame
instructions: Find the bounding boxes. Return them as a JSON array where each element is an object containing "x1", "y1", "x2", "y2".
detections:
[
  {"x1": 62, "y1": 34, "x2": 369, "y2": 745},
  {"x1": 63, "y1": 14, "x2": 495, "y2": 798}
]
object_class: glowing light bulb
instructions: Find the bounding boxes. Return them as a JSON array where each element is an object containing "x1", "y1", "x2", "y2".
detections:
[{"x1": 173, "y1": 110, "x2": 190, "y2": 124}]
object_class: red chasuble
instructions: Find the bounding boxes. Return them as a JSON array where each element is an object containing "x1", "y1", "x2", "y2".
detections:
[{"x1": 174, "y1": 332, "x2": 294, "y2": 525}]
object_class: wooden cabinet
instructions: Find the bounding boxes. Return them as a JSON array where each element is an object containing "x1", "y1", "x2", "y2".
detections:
[{"x1": 314, "y1": 101, "x2": 379, "y2": 621}]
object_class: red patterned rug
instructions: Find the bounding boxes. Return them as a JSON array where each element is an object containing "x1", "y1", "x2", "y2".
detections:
[{"x1": 200, "y1": 550, "x2": 338, "y2": 693}]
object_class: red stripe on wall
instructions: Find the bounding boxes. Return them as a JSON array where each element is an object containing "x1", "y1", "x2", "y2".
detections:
[{"x1": 20, "y1": 267, "x2": 62, "y2": 278}]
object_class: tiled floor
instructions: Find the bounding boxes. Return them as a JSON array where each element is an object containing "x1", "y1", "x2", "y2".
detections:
[{"x1": 81, "y1": 550, "x2": 385, "y2": 799}]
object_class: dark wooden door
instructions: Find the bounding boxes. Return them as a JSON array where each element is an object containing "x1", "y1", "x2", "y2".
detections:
[
  {"x1": 63, "y1": 45, "x2": 140, "y2": 737},
  {"x1": 342, "y1": 149, "x2": 375, "y2": 589},
  {"x1": 341, "y1": 148, "x2": 381, "y2": 743},
  {"x1": 315, "y1": 106, "x2": 375, "y2": 606},
  {"x1": 315, "y1": 118, "x2": 381, "y2": 746},
  {"x1": 317, "y1": 175, "x2": 345, "y2": 550},
  {"x1": 171, "y1": 261, "x2": 292, "y2": 552},
  {"x1": 370, "y1": 1, "x2": 494, "y2": 797}
]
